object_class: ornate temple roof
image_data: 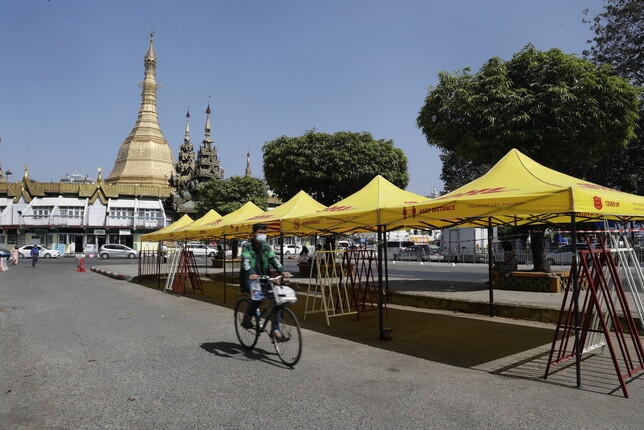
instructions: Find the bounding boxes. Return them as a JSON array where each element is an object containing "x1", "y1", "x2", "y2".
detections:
[{"x1": 0, "y1": 166, "x2": 172, "y2": 204}]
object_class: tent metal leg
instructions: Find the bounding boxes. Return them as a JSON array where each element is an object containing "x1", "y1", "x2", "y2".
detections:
[
  {"x1": 384, "y1": 232, "x2": 389, "y2": 297},
  {"x1": 377, "y1": 226, "x2": 387, "y2": 340},
  {"x1": 571, "y1": 214, "x2": 581, "y2": 388},
  {"x1": 487, "y1": 219, "x2": 494, "y2": 317},
  {"x1": 223, "y1": 236, "x2": 227, "y2": 304}
]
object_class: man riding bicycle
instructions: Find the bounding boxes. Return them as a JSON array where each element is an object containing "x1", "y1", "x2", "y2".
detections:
[{"x1": 239, "y1": 223, "x2": 291, "y2": 337}]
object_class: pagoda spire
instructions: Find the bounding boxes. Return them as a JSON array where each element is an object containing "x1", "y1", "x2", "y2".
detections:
[
  {"x1": 184, "y1": 109, "x2": 191, "y2": 143},
  {"x1": 204, "y1": 103, "x2": 212, "y2": 148},
  {"x1": 245, "y1": 150, "x2": 252, "y2": 177},
  {"x1": 194, "y1": 102, "x2": 224, "y2": 182},
  {"x1": 106, "y1": 32, "x2": 175, "y2": 187},
  {"x1": 175, "y1": 110, "x2": 196, "y2": 190}
]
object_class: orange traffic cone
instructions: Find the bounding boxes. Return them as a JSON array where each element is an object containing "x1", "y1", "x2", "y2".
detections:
[{"x1": 76, "y1": 257, "x2": 86, "y2": 272}]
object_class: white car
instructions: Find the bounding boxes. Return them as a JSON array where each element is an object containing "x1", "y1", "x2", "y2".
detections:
[
  {"x1": 185, "y1": 243, "x2": 218, "y2": 257},
  {"x1": 546, "y1": 244, "x2": 589, "y2": 265},
  {"x1": 279, "y1": 244, "x2": 302, "y2": 255},
  {"x1": 99, "y1": 244, "x2": 139, "y2": 259},
  {"x1": 18, "y1": 245, "x2": 61, "y2": 259}
]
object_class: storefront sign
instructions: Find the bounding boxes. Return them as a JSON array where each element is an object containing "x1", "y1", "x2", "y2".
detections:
[
  {"x1": 94, "y1": 229, "x2": 106, "y2": 235},
  {"x1": 119, "y1": 229, "x2": 132, "y2": 235}
]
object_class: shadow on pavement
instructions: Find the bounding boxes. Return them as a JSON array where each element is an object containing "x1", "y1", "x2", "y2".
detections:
[
  {"x1": 488, "y1": 348, "x2": 644, "y2": 397},
  {"x1": 138, "y1": 277, "x2": 555, "y2": 369},
  {"x1": 200, "y1": 341, "x2": 289, "y2": 369}
]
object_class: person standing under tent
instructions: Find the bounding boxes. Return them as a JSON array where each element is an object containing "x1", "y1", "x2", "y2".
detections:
[
  {"x1": 495, "y1": 240, "x2": 517, "y2": 278},
  {"x1": 298, "y1": 246, "x2": 310, "y2": 264}
]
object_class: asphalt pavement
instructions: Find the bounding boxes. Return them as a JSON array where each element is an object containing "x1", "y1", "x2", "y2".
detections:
[{"x1": 1, "y1": 258, "x2": 643, "y2": 428}]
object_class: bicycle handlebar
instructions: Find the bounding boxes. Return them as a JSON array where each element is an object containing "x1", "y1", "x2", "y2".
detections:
[{"x1": 259, "y1": 274, "x2": 292, "y2": 286}]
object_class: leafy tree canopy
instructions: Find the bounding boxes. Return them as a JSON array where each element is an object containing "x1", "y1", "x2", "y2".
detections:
[
  {"x1": 438, "y1": 150, "x2": 491, "y2": 194},
  {"x1": 583, "y1": 0, "x2": 644, "y2": 195},
  {"x1": 195, "y1": 176, "x2": 268, "y2": 217},
  {"x1": 263, "y1": 130, "x2": 409, "y2": 206},
  {"x1": 584, "y1": 0, "x2": 644, "y2": 86},
  {"x1": 417, "y1": 44, "x2": 640, "y2": 177}
]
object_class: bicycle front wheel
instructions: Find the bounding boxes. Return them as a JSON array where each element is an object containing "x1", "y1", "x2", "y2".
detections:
[
  {"x1": 234, "y1": 298, "x2": 259, "y2": 350},
  {"x1": 272, "y1": 307, "x2": 302, "y2": 366}
]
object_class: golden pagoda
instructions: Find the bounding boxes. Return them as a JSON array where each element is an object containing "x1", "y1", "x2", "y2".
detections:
[{"x1": 106, "y1": 32, "x2": 175, "y2": 187}]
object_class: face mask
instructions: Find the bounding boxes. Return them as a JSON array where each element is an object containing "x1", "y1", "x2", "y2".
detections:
[{"x1": 255, "y1": 233, "x2": 267, "y2": 242}]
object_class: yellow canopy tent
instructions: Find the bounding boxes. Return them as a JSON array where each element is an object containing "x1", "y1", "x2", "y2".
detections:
[
  {"x1": 188, "y1": 201, "x2": 265, "y2": 304},
  {"x1": 141, "y1": 214, "x2": 194, "y2": 242},
  {"x1": 281, "y1": 175, "x2": 428, "y2": 235},
  {"x1": 382, "y1": 148, "x2": 644, "y2": 229},
  {"x1": 165, "y1": 209, "x2": 223, "y2": 241},
  {"x1": 227, "y1": 190, "x2": 327, "y2": 236},
  {"x1": 381, "y1": 148, "x2": 644, "y2": 387},
  {"x1": 196, "y1": 201, "x2": 265, "y2": 239},
  {"x1": 278, "y1": 175, "x2": 427, "y2": 341}
]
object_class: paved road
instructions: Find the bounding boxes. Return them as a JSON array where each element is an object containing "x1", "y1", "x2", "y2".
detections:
[{"x1": 1, "y1": 259, "x2": 642, "y2": 429}]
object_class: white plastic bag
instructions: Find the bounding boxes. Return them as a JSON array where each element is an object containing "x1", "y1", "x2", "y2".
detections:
[
  {"x1": 273, "y1": 285, "x2": 297, "y2": 305},
  {"x1": 250, "y1": 279, "x2": 264, "y2": 301}
]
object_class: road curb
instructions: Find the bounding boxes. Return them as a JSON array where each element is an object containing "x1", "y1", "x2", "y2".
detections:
[
  {"x1": 90, "y1": 266, "x2": 133, "y2": 282},
  {"x1": 388, "y1": 291, "x2": 643, "y2": 332},
  {"x1": 388, "y1": 291, "x2": 561, "y2": 324}
]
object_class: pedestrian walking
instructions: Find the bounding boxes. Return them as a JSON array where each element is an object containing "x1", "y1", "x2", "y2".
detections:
[
  {"x1": 30, "y1": 246, "x2": 40, "y2": 268},
  {"x1": 11, "y1": 245, "x2": 19, "y2": 266}
]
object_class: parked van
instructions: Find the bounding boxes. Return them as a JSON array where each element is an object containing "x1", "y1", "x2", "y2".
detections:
[
  {"x1": 386, "y1": 240, "x2": 414, "y2": 258},
  {"x1": 336, "y1": 240, "x2": 350, "y2": 250}
]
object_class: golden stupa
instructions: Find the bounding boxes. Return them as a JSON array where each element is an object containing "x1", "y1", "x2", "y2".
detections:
[{"x1": 106, "y1": 33, "x2": 175, "y2": 187}]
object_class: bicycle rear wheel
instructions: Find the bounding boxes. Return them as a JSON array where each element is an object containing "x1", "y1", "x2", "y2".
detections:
[
  {"x1": 234, "y1": 298, "x2": 259, "y2": 350},
  {"x1": 271, "y1": 307, "x2": 302, "y2": 366}
]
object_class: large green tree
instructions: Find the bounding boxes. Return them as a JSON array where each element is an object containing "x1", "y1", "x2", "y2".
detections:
[
  {"x1": 583, "y1": 0, "x2": 644, "y2": 195},
  {"x1": 195, "y1": 176, "x2": 268, "y2": 217},
  {"x1": 418, "y1": 44, "x2": 639, "y2": 175},
  {"x1": 439, "y1": 150, "x2": 491, "y2": 194},
  {"x1": 418, "y1": 44, "x2": 640, "y2": 271},
  {"x1": 263, "y1": 130, "x2": 409, "y2": 206},
  {"x1": 583, "y1": 0, "x2": 643, "y2": 86}
]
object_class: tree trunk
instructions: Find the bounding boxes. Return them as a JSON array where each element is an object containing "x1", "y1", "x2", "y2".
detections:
[{"x1": 531, "y1": 231, "x2": 550, "y2": 272}]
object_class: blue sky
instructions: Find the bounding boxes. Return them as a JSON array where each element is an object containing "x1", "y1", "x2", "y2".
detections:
[{"x1": 0, "y1": 0, "x2": 605, "y2": 196}]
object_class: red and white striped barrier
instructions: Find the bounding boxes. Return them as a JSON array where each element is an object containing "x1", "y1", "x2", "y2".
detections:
[
  {"x1": 90, "y1": 267, "x2": 129, "y2": 281},
  {"x1": 556, "y1": 228, "x2": 644, "y2": 234},
  {"x1": 440, "y1": 228, "x2": 643, "y2": 246}
]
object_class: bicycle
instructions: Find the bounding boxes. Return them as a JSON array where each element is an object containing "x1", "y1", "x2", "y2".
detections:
[{"x1": 234, "y1": 275, "x2": 303, "y2": 366}]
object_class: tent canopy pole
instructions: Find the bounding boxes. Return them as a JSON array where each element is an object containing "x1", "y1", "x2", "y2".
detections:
[
  {"x1": 487, "y1": 219, "x2": 494, "y2": 317},
  {"x1": 571, "y1": 213, "x2": 581, "y2": 388}
]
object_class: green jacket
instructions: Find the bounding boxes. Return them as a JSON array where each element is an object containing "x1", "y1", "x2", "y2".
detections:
[{"x1": 239, "y1": 240, "x2": 283, "y2": 291}]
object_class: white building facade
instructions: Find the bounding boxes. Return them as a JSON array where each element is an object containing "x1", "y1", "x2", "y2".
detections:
[{"x1": 0, "y1": 170, "x2": 169, "y2": 254}]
